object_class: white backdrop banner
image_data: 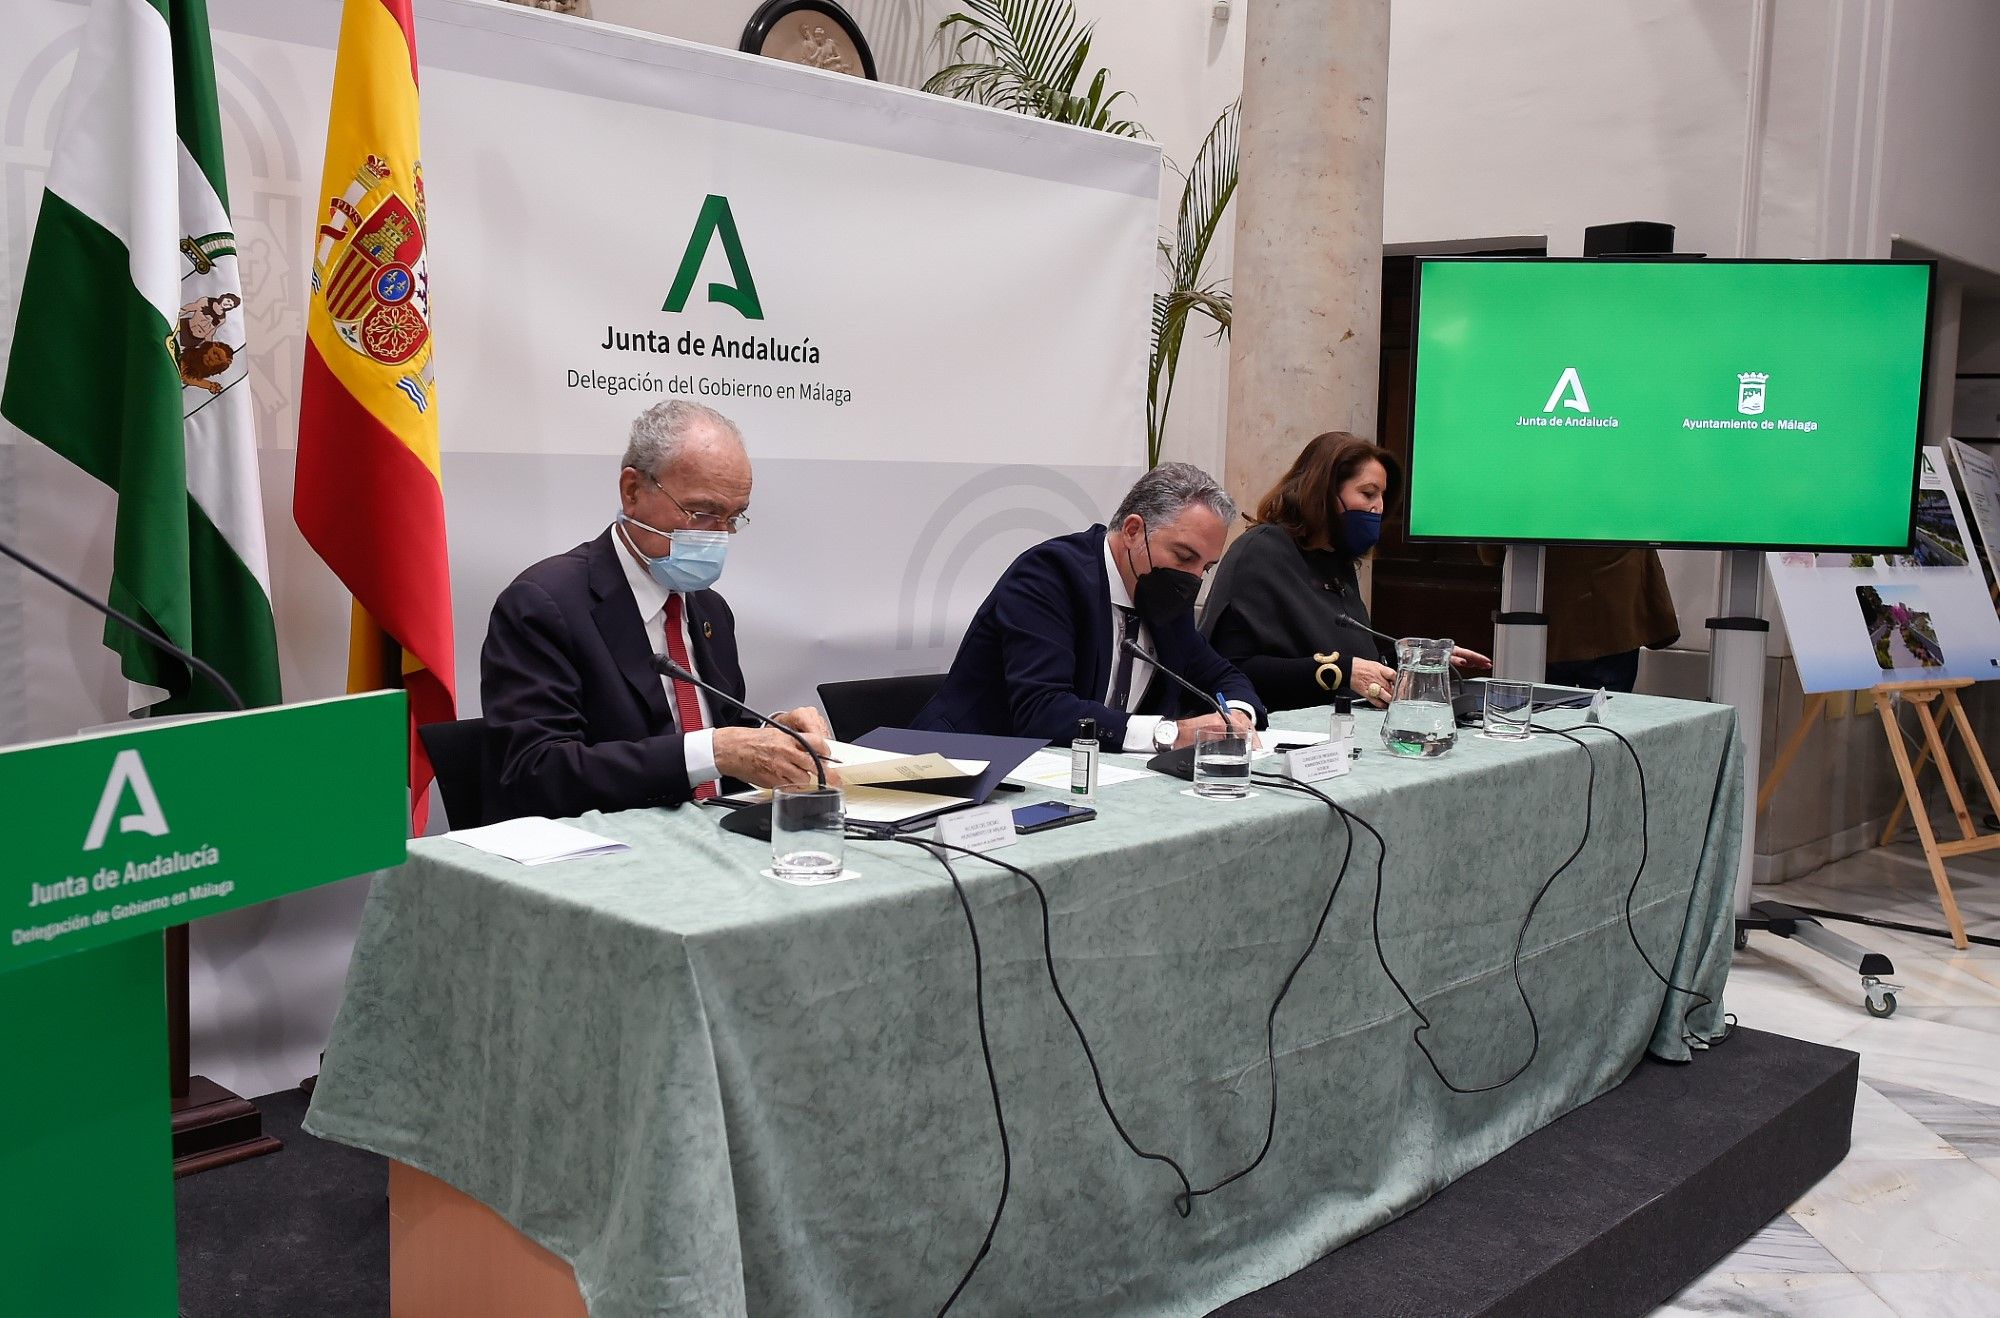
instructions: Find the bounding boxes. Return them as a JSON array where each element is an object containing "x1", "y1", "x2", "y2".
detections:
[
  {"x1": 1, "y1": 0, "x2": 1158, "y2": 1095},
  {"x1": 1767, "y1": 447, "x2": 2000, "y2": 694}
]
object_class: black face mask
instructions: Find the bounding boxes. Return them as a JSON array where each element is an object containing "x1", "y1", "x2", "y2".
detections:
[{"x1": 1127, "y1": 529, "x2": 1203, "y2": 630}]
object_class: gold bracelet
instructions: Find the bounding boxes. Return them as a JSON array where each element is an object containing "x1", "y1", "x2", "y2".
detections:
[{"x1": 1312, "y1": 651, "x2": 1344, "y2": 692}]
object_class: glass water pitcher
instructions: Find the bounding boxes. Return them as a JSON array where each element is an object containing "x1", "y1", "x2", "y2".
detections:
[{"x1": 1380, "y1": 637, "x2": 1457, "y2": 758}]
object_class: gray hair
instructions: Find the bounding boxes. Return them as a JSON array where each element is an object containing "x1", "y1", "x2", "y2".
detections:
[
  {"x1": 1111, "y1": 461, "x2": 1237, "y2": 532},
  {"x1": 621, "y1": 400, "x2": 743, "y2": 476}
]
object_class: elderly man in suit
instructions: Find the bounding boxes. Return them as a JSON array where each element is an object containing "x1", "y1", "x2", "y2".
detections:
[
  {"x1": 915, "y1": 462, "x2": 1264, "y2": 751},
  {"x1": 480, "y1": 400, "x2": 829, "y2": 822}
]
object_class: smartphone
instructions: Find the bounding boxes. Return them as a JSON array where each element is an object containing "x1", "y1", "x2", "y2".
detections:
[{"x1": 1012, "y1": 801, "x2": 1098, "y2": 834}]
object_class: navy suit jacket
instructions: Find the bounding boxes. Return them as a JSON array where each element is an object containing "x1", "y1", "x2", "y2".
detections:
[
  {"x1": 913, "y1": 525, "x2": 1264, "y2": 746},
  {"x1": 480, "y1": 529, "x2": 756, "y2": 822}
]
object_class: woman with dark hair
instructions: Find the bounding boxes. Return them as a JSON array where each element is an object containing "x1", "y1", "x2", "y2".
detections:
[{"x1": 1202, "y1": 432, "x2": 1488, "y2": 709}]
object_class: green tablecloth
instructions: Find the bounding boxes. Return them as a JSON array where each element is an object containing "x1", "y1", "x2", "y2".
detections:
[{"x1": 306, "y1": 694, "x2": 1740, "y2": 1317}]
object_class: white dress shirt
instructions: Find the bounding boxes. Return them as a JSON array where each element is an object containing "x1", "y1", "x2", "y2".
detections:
[
  {"x1": 614, "y1": 527, "x2": 721, "y2": 787},
  {"x1": 1102, "y1": 538, "x2": 1163, "y2": 753},
  {"x1": 1102, "y1": 537, "x2": 1255, "y2": 752}
]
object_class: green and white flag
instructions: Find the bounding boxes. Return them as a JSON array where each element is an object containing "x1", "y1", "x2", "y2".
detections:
[{"x1": 2, "y1": 0, "x2": 279, "y2": 713}]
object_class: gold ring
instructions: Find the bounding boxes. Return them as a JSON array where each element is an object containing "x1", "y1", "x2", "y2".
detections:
[{"x1": 1369, "y1": 683, "x2": 1385, "y2": 696}]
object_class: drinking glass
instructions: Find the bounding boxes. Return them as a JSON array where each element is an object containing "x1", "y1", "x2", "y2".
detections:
[
  {"x1": 1481, "y1": 680, "x2": 1534, "y2": 741},
  {"x1": 771, "y1": 786, "x2": 845, "y2": 877},
  {"x1": 1191, "y1": 727, "x2": 1252, "y2": 798}
]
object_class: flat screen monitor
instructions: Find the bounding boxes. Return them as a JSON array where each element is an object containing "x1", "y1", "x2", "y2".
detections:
[{"x1": 1405, "y1": 258, "x2": 1935, "y2": 551}]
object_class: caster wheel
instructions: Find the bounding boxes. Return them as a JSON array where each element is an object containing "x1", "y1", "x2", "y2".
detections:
[
  {"x1": 1734, "y1": 928, "x2": 1749, "y2": 952},
  {"x1": 1865, "y1": 991, "x2": 1897, "y2": 1018}
]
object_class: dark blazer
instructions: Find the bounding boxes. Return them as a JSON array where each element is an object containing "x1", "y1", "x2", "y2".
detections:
[
  {"x1": 479, "y1": 529, "x2": 755, "y2": 823},
  {"x1": 1544, "y1": 548, "x2": 1680, "y2": 663},
  {"x1": 914, "y1": 525, "x2": 1264, "y2": 746},
  {"x1": 1202, "y1": 523, "x2": 1394, "y2": 711},
  {"x1": 1474, "y1": 545, "x2": 1681, "y2": 662}
]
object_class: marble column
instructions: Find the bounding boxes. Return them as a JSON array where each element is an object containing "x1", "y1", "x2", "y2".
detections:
[{"x1": 1223, "y1": 0, "x2": 1392, "y2": 513}]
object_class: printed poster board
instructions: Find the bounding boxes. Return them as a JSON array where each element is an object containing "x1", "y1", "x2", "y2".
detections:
[
  {"x1": 1947, "y1": 438, "x2": 2000, "y2": 592},
  {"x1": 1768, "y1": 446, "x2": 2000, "y2": 693}
]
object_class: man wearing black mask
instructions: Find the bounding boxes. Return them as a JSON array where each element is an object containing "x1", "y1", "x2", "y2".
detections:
[{"x1": 915, "y1": 463, "x2": 1265, "y2": 749}]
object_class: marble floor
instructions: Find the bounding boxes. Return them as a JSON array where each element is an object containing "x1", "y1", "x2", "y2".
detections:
[{"x1": 1652, "y1": 843, "x2": 2000, "y2": 1316}]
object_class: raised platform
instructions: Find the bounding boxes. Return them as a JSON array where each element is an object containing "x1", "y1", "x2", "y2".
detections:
[
  {"x1": 1213, "y1": 1027, "x2": 1859, "y2": 1317},
  {"x1": 176, "y1": 1028, "x2": 1856, "y2": 1318}
]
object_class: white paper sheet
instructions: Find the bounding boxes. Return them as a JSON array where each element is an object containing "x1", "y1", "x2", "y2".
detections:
[
  {"x1": 826, "y1": 741, "x2": 987, "y2": 786},
  {"x1": 718, "y1": 783, "x2": 975, "y2": 826},
  {"x1": 1005, "y1": 748, "x2": 1151, "y2": 790},
  {"x1": 443, "y1": 817, "x2": 630, "y2": 866}
]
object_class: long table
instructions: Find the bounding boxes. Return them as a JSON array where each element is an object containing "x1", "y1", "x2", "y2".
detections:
[{"x1": 306, "y1": 695, "x2": 1741, "y2": 1317}]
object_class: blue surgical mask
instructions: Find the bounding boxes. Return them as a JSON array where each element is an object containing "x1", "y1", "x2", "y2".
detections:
[
  {"x1": 1340, "y1": 509, "x2": 1383, "y2": 558},
  {"x1": 616, "y1": 515, "x2": 730, "y2": 593}
]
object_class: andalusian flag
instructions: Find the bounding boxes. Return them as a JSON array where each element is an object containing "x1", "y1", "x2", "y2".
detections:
[
  {"x1": 296, "y1": 0, "x2": 455, "y2": 828},
  {"x1": 1, "y1": 0, "x2": 279, "y2": 714}
]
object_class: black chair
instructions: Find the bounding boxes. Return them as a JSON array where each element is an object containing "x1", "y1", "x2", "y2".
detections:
[
  {"x1": 418, "y1": 718, "x2": 489, "y2": 830},
  {"x1": 816, "y1": 674, "x2": 946, "y2": 742}
]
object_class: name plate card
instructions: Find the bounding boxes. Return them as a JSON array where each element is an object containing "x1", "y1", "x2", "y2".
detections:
[
  {"x1": 1284, "y1": 738, "x2": 1352, "y2": 784},
  {"x1": 935, "y1": 802, "x2": 1018, "y2": 852}
]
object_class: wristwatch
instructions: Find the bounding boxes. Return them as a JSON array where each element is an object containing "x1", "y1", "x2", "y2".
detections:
[{"x1": 1151, "y1": 720, "x2": 1179, "y2": 753}]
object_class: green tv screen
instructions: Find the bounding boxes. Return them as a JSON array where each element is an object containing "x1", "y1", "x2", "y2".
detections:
[{"x1": 1406, "y1": 259, "x2": 1934, "y2": 550}]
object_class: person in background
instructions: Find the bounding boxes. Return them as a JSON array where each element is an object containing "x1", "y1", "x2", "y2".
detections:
[
  {"x1": 914, "y1": 462, "x2": 1265, "y2": 751},
  {"x1": 1535, "y1": 548, "x2": 1679, "y2": 692},
  {"x1": 479, "y1": 400, "x2": 833, "y2": 823},
  {"x1": 1203, "y1": 432, "x2": 1488, "y2": 709}
]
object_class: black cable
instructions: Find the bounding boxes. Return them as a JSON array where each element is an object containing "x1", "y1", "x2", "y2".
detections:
[
  {"x1": 860, "y1": 831, "x2": 1010, "y2": 1317},
  {"x1": 1527, "y1": 718, "x2": 1735, "y2": 1049},
  {"x1": 1252, "y1": 770, "x2": 1570, "y2": 1093},
  {"x1": 855, "y1": 715, "x2": 1734, "y2": 1305},
  {"x1": 0, "y1": 533, "x2": 246, "y2": 711},
  {"x1": 873, "y1": 827, "x2": 1359, "y2": 1219}
]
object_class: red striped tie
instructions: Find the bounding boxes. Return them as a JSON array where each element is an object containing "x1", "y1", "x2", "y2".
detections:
[{"x1": 663, "y1": 594, "x2": 715, "y2": 801}]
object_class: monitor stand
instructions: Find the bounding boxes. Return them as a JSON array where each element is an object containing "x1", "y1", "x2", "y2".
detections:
[{"x1": 1708, "y1": 548, "x2": 1898, "y2": 1015}]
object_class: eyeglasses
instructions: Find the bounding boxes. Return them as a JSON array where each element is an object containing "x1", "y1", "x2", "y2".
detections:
[{"x1": 648, "y1": 474, "x2": 749, "y2": 532}]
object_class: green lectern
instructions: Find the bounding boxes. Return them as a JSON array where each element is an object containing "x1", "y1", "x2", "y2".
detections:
[{"x1": 0, "y1": 692, "x2": 409, "y2": 1316}]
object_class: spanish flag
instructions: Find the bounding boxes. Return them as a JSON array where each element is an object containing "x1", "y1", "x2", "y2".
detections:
[{"x1": 295, "y1": 0, "x2": 455, "y2": 831}]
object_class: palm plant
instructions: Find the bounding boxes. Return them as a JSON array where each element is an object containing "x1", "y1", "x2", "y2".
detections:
[
  {"x1": 922, "y1": 2, "x2": 1240, "y2": 465},
  {"x1": 1148, "y1": 101, "x2": 1238, "y2": 467},
  {"x1": 922, "y1": 0, "x2": 1145, "y2": 136}
]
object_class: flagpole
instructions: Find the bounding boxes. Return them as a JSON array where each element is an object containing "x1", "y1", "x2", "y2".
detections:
[
  {"x1": 167, "y1": 919, "x2": 281, "y2": 1173},
  {"x1": 166, "y1": 927, "x2": 189, "y2": 1098},
  {"x1": 2, "y1": 0, "x2": 287, "y2": 1179}
]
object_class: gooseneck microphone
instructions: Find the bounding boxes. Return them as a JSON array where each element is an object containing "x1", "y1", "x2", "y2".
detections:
[
  {"x1": 1337, "y1": 612, "x2": 1480, "y2": 672},
  {"x1": 1120, "y1": 639, "x2": 1248, "y2": 781},
  {"x1": 1119, "y1": 637, "x2": 1231, "y2": 724},
  {"x1": 650, "y1": 653, "x2": 827, "y2": 789},
  {"x1": 1344, "y1": 614, "x2": 1401, "y2": 650},
  {"x1": 0, "y1": 533, "x2": 246, "y2": 712}
]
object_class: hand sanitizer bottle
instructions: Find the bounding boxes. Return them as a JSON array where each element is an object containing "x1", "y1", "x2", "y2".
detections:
[
  {"x1": 1331, "y1": 697, "x2": 1356, "y2": 758},
  {"x1": 1070, "y1": 717, "x2": 1100, "y2": 804}
]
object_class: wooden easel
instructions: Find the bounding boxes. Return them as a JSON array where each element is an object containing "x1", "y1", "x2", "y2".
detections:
[{"x1": 1758, "y1": 678, "x2": 1990, "y2": 949}]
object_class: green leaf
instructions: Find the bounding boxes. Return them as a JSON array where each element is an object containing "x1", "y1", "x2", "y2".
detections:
[
  {"x1": 1170, "y1": 100, "x2": 1240, "y2": 289},
  {"x1": 921, "y1": 5, "x2": 1238, "y2": 465},
  {"x1": 921, "y1": 0, "x2": 1145, "y2": 137},
  {"x1": 1148, "y1": 102, "x2": 1240, "y2": 465}
]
